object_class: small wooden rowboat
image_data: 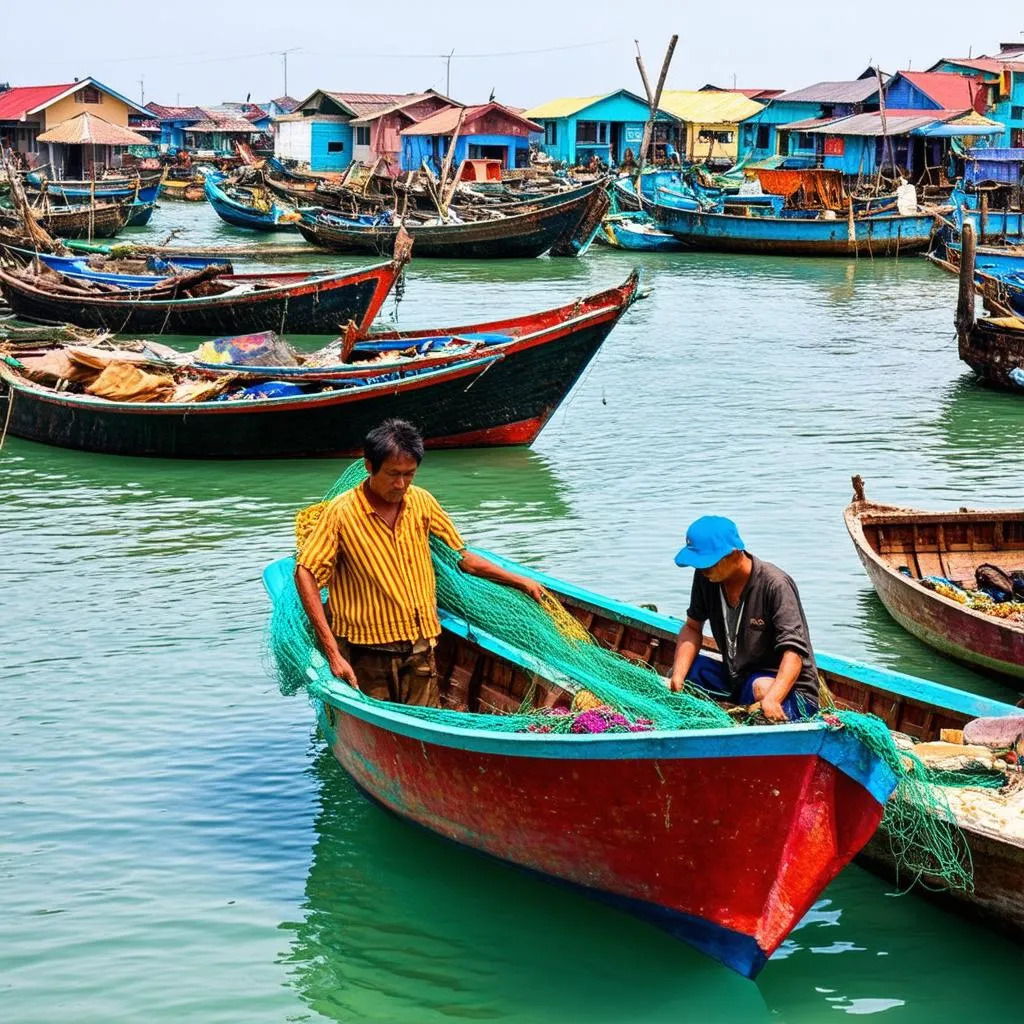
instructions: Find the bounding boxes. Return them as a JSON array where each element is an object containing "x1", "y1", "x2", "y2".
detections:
[
  {"x1": 0, "y1": 273, "x2": 639, "y2": 456},
  {"x1": 845, "y1": 476, "x2": 1024, "y2": 681},
  {"x1": 263, "y1": 547, "x2": 1022, "y2": 975},
  {"x1": 0, "y1": 257, "x2": 403, "y2": 335}
]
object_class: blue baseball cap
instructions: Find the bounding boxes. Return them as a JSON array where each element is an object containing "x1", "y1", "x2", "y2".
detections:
[{"x1": 674, "y1": 516, "x2": 745, "y2": 569}]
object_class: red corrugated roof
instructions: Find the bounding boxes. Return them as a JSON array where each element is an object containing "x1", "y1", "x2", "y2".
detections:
[
  {"x1": 401, "y1": 102, "x2": 542, "y2": 137},
  {"x1": 0, "y1": 83, "x2": 74, "y2": 121},
  {"x1": 898, "y1": 71, "x2": 981, "y2": 111}
]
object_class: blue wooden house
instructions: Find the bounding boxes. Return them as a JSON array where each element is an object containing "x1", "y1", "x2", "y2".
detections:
[
  {"x1": 523, "y1": 89, "x2": 678, "y2": 167},
  {"x1": 273, "y1": 90, "x2": 358, "y2": 172},
  {"x1": 738, "y1": 77, "x2": 881, "y2": 165},
  {"x1": 145, "y1": 103, "x2": 205, "y2": 150},
  {"x1": 929, "y1": 54, "x2": 1024, "y2": 147},
  {"x1": 400, "y1": 102, "x2": 541, "y2": 173}
]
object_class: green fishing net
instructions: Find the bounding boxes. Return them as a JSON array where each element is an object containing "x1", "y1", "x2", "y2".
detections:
[{"x1": 267, "y1": 462, "x2": 1000, "y2": 892}]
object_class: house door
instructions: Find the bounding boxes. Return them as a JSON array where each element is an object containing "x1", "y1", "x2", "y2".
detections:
[{"x1": 610, "y1": 123, "x2": 621, "y2": 163}]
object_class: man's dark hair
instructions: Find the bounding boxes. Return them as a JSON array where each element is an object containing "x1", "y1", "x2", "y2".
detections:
[{"x1": 364, "y1": 419, "x2": 425, "y2": 472}]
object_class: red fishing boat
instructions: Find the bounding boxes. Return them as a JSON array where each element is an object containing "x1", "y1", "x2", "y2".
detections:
[
  {"x1": 0, "y1": 274, "x2": 640, "y2": 456},
  {"x1": 261, "y1": 548, "x2": 924, "y2": 978}
]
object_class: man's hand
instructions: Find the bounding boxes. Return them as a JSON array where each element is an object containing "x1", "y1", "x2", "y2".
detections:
[
  {"x1": 759, "y1": 696, "x2": 788, "y2": 723},
  {"x1": 669, "y1": 674, "x2": 685, "y2": 693},
  {"x1": 520, "y1": 578, "x2": 545, "y2": 603},
  {"x1": 327, "y1": 650, "x2": 358, "y2": 689}
]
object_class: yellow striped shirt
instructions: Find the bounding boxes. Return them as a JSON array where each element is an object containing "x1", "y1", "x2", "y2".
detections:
[{"x1": 296, "y1": 483, "x2": 465, "y2": 644}]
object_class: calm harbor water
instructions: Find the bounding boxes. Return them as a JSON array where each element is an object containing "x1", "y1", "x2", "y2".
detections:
[{"x1": 3, "y1": 201, "x2": 1023, "y2": 1022}]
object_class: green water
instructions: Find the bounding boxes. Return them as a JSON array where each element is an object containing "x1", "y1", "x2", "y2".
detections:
[{"x1": 3, "y1": 202, "x2": 1023, "y2": 1022}]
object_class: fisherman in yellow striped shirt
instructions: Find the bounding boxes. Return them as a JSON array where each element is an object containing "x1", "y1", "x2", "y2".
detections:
[{"x1": 295, "y1": 419, "x2": 545, "y2": 707}]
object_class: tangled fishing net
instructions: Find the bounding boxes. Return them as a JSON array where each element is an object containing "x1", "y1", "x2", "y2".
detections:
[{"x1": 267, "y1": 462, "x2": 1000, "y2": 892}]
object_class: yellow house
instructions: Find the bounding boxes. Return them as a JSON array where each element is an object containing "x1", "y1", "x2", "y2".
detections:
[
  {"x1": 0, "y1": 77, "x2": 151, "y2": 170},
  {"x1": 657, "y1": 91, "x2": 764, "y2": 164}
]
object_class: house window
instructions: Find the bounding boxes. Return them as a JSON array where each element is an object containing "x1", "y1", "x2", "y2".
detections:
[
  {"x1": 327, "y1": 141, "x2": 344, "y2": 153},
  {"x1": 1013, "y1": 127, "x2": 1024, "y2": 147},
  {"x1": 544, "y1": 120, "x2": 557, "y2": 145},
  {"x1": 1012, "y1": 105, "x2": 1024, "y2": 121},
  {"x1": 821, "y1": 105, "x2": 835, "y2": 118},
  {"x1": 756, "y1": 124, "x2": 770, "y2": 149},
  {"x1": 75, "y1": 86, "x2": 102, "y2": 104},
  {"x1": 576, "y1": 121, "x2": 608, "y2": 145},
  {"x1": 355, "y1": 126, "x2": 371, "y2": 146},
  {"x1": 795, "y1": 132, "x2": 816, "y2": 150},
  {"x1": 697, "y1": 129, "x2": 734, "y2": 144}
]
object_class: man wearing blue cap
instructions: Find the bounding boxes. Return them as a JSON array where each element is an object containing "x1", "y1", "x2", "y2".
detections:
[{"x1": 669, "y1": 516, "x2": 819, "y2": 721}]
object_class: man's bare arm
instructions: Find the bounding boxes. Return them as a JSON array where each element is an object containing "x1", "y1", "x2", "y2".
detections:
[
  {"x1": 294, "y1": 565, "x2": 358, "y2": 687},
  {"x1": 458, "y1": 550, "x2": 545, "y2": 603}
]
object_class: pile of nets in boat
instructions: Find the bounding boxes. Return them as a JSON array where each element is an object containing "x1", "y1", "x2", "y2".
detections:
[
  {"x1": 267, "y1": 462, "x2": 993, "y2": 892},
  {"x1": 909, "y1": 570, "x2": 1024, "y2": 623}
]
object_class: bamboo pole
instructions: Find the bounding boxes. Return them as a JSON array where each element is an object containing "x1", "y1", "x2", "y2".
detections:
[
  {"x1": 635, "y1": 35, "x2": 678, "y2": 172},
  {"x1": 437, "y1": 108, "x2": 467, "y2": 218}
]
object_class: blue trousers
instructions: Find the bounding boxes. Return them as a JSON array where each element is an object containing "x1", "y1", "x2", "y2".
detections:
[{"x1": 687, "y1": 656, "x2": 817, "y2": 720}]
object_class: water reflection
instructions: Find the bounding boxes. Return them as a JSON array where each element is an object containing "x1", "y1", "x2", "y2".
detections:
[
  {"x1": 283, "y1": 750, "x2": 767, "y2": 1024},
  {"x1": 936, "y1": 373, "x2": 1024, "y2": 469}
]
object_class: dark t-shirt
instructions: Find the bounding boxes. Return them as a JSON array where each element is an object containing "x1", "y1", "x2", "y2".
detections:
[{"x1": 686, "y1": 554, "x2": 819, "y2": 703}]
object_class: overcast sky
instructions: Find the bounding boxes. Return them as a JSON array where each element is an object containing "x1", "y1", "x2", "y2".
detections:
[{"x1": 5, "y1": 4, "x2": 1024, "y2": 109}]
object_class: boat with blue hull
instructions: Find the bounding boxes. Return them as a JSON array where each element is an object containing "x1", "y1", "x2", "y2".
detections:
[
  {"x1": 204, "y1": 174, "x2": 300, "y2": 232},
  {"x1": 597, "y1": 212, "x2": 683, "y2": 252},
  {"x1": 653, "y1": 204, "x2": 938, "y2": 256},
  {"x1": 24, "y1": 171, "x2": 161, "y2": 206}
]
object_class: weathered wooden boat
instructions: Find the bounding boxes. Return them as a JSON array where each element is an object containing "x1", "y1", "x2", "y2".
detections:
[
  {"x1": 262, "y1": 538, "x2": 1023, "y2": 975},
  {"x1": 597, "y1": 212, "x2": 684, "y2": 252},
  {"x1": 845, "y1": 475, "x2": 1024, "y2": 681},
  {"x1": 652, "y1": 202, "x2": 938, "y2": 256},
  {"x1": 30, "y1": 200, "x2": 131, "y2": 240},
  {"x1": 205, "y1": 174, "x2": 301, "y2": 232},
  {"x1": 0, "y1": 258, "x2": 403, "y2": 335},
  {"x1": 954, "y1": 224, "x2": 1024, "y2": 388},
  {"x1": 296, "y1": 188, "x2": 597, "y2": 259},
  {"x1": 0, "y1": 273, "x2": 639, "y2": 456}
]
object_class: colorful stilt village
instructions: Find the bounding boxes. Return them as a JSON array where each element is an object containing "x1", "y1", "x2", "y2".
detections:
[{"x1": 2, "y1": 28, "x2": 1023, "y2": 1021}]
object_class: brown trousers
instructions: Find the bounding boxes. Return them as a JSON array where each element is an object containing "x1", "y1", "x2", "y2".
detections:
[{"x1": 336, "y1": 637, "x2": 439, "y2": 708}]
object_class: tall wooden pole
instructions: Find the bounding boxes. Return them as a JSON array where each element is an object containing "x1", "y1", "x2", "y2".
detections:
[{"x1": 636, "y1": 35, "x2": 678, "y2": 172}]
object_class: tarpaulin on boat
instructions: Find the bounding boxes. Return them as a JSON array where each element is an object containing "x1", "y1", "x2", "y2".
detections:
[{"x1": 755, "y1": 168, "x2": 844, "y2": 209}]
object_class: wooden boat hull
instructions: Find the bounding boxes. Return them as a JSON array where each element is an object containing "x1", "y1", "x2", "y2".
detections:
[
  {"x1": 0, "y1": 275, "x2": 637, "y2": 456},
  {"x1": 160, "y1": 180, "x2": 206, "y2": 201},
  {"x1": 33, "y1": 202, "x2": 129, "y2": 239},
  {"x1": 600, "y1": 215, "x2": 684, "y2": 252},
  {"x1": 845, "y1": 495, "x2": 1024, "y2": 680},
  {"x1": 296, "y1": 191, "x2": 594, "y2": 259},
  {"x1": 652, "y1": 206, "x2": 937, "y2": 256},
  {"x1": 0, "y1": 261, "x2": 400, "y2": 335},
  {"x1": 124, "y1": 201, "x2": 157, "y2": 228},
  {"x1": 326, "y1": 685, "x2": 889, "y2": 978},
  {"x1": 473, "y1": 550, "x2": 1024, "y2": 943},
  {"x1": 954, "y1": 222, "x2": 1024, "y2": 389}
]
